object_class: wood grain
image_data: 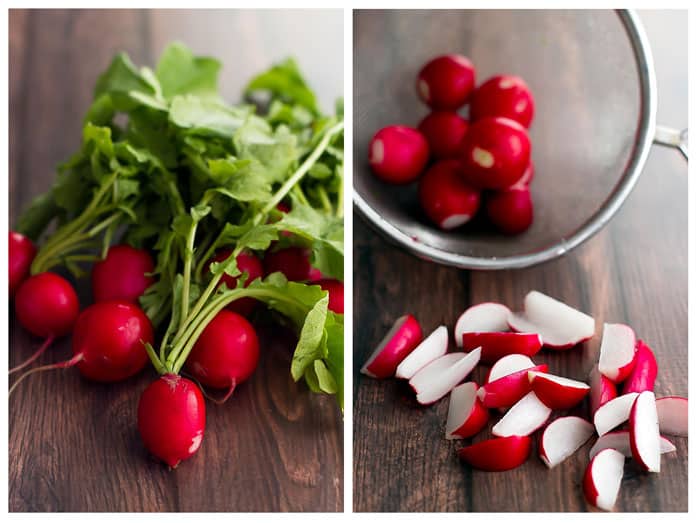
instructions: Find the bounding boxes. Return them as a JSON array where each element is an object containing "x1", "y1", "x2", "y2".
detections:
[{"x1": 8, "y1": 9, "x2": 343, "y2": 512}]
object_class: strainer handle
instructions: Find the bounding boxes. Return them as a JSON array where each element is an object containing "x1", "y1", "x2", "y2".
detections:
[{"x1": 654, "y1": 125, "x2": 688, "y2": 160}]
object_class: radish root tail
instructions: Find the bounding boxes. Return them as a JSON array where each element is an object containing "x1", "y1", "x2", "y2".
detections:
[
  {"x1": 9, "y1": 335, "x2": 55, "y2": 375},
  {"x1": 9, "y1": 352, "x2": 85, "y2": 397}
]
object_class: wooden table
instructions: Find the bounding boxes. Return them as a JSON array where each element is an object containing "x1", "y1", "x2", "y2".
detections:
[
  {"x1": 353, "y1": 10, "x2": 688, "y2": 512},
  {"x1": 9, "y1": 9, "x2": 343, "y2": 512}
]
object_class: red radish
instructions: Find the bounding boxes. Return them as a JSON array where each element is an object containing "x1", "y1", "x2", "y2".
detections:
[
  {"x1": 507, "y1": 290, "x2": 595, "y2": 349},
  {"x1": 528, "y1": 371, "x2": 590, "y2": 410},
  {"x1": 138, "y1": 374, "x2": 206, "y2": 468},
  {"x1": 510, "y1": 160, "x2": 534, "y2": 188},
  {"x1": 416, "y1": 54, "x2": 475, "y2": 110},
  {"x1": 589, "y1": 367, "x2": 618, "y2": 419},
  {"x1": 539, "y1": 416, "x2": 594, "y2": 468},
  {"x1": 485, "y1": 186, "x2": 533, "y2": 235},
  {"x1": 417, "y1": 111, "x2": 469, "y2": 159},
  {"x1": 368, "y1": 125, "x2": 429, "y2": 184},
  {"x1": 628, "y1": 391, "x2": 661, "y2": 472},
  {"x1": 470, "y1": 75, "x2": 535, "y2": 128},
  {"x1": 361, "y1": 314, "x2": 422, "y2": 378},
  {"x1": 207, "y1": 248, "x2": 264, "y2": 316},
  {"x1": 621, "y1": 339, "x2": 657, "y2": 394},
  {"x1": 593, "y1": 392, "x2": 639, "y2": 436},
  {"x1": 413, "y1": 348, "x2": 481, "y2": 405},
  {"x1": 92, "y1": 244, "x2": 155, "y2": 303},
  {"x1": 458, "y1": 117, "x2": 531, "y2": 190},
  {"x1": 458, "y1": 435, "x2": 532, "y2": 471},
  {"x1": 316, "y1": 279, "x2": 344, "y2": 314},
  {"x1": 418, "y1": 160, "x2": 481, "y2": 230},
  {"x1": 598, "y1": 323, "x2": 637, "y2": 383},
  {"x1": 462, "y1": 332, "x2": 542, "y2": 364},
  {"x1": 185, "y1": 310, "x2": 259, "y2": 400},
  {"x1": 445, "y1": 382, "x2": 489, "y2": 439},
  {"x1": 589, "y1": 430, "x2": 676, "y2": 460},
  {"x1": 408, "y1": 352, "x2": 465, "y2": 393},
  {"x1": 9, "y1": 231, "x2": 36, "y2": 298},
  {"x1": 263, "y1": 247, "x2": 318, "y2": 282},
  {"x1": 583, "y1": 448, "x2": 625, "y2": 511},
  {"x1": 486, "y1": 354, "x2": 536, "y2": 382},
  {"x1": 395, "y1": 325, "x2": 448, "y2": 380},
  {"x1": 492, "y1": 391, "x2": 552, "y2": 437},
  {"x1": 454, "y1": 302, "x2": 511, "y2": 348},
  {"x1": 656, "y1": 396, "x2": 688, "y2": 436},
  {"x1": 478, "y1": 363, "x2": 548, "y2": 409}
]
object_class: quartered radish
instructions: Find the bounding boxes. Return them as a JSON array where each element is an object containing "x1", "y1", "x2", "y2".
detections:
[
  {"x1": 418, "y1": 111, "x2": 469, "y2": 159},
  {"x1": 589, "y1": 430, "x2": 677, "y2": 460},
  {"x1": 477, "y1": 363, "x2": 548, "y2": 409},
  {"x1": 395, "y1": 325, "x2": 448, "y2": 379},
  {"x1": 454, "y1": 302, "x2": 511, "y2": 347},
  {"x1": 621, "y1": 339, "x2": 657, "y2": 394},
  {"x1": 485, "y1": 186, "x2": 534, "y2": 235},
  {"x1": 656, "y1": 396, "x2": 688, "y2": 437},
  {"x1": 416, "y1": 54, "x2": 475, "y2": 110},
  {"x1": 598, "y1": 323, "x2": 638, "y2": 383},
  {"x1": 589, "y1": 366, "x2": 618, "y2": 419},
  {"x1": 507, "y1": 290, "x2": 595, "y2": 349},
  {"x1": 418, "y1": 160, "x2": 481, "y2": 230},
  {"x1": 593, "y1": 392, "x2": 639, "y2": 436},
  {"x1": 539, "y1": 416, "x2": 594, "y2": 468},
  {"x1": 492, "y1": 391, "x2": 552, "y2": 437},
  {"x1": 445, "y1": 382, "x2": 489, "y2": 439},
  {"x1": 462, "y1": 331, "x2": 542, "y2": 364},
  {"x1": 583, "y1": 448, "x2": 625, "y2": 511},
  {"x1": 528, "y1": 371, "x2": 590, "y2": 410},
  {"x1": 414, "y1": 347, "x2": 481, "y2": 405},
  {"x1": 470, "y1": 75, "x2": 535, "y2": 128},
  {"x1": 409, "y1": 352, "x2": 465, "y2": 393},
  {"x1": 458, "y1": 435, "x2": 532, "y2": 471},
  {"x1": 361, "y1": 314, "x2": 423, "y2": 378},
  {"x1": 368, "y1": 125, "x2": 429, "y2": 184},
  {"x1": 486, "y1": 354, "x2": 535, "y2": 382}
]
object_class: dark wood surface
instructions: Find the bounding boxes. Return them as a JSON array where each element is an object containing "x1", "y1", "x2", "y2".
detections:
[
  {"x1": 353, "y1": 10, "x2": 688, "y2": 512},
  {"x1": 9, "y1": 9, "x2": 343, "y2": 512}
]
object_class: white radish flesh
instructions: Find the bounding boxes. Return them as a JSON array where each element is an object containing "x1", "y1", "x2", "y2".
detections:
[
  {"x1": 598, "y1": 323, "x2": 637, "y2": 383},
  {"x1": 589, "y1": 430, "x2": 676, "y2": 460},
  {"x1": 487, "y1": 354, "x2": 535, "y2": 382},
  {"x1": 409, "y1": 352, "x2": 465, "y2": 393},
  {"x1": 593, "y1": 392, "x2": 639, "y2": 436},
  {"x1": 583, "y1": 448, "x2": 625, "y2": 511},
  {"x1": 539, "y1": 416, "x2": 594, "y2": 468},
  {"x1": 415, "y1": 348, "x2": 481, "y2": 405},
  {"x1": 656, "y1": 396, "x2": 688, "y2": 436},
  {"x1": 492, "y1": 391, "x2": 552, "y2": 437},
  {"x1": 395, "y1": 325, "x2": 448, "y2": 379},
  {"x1": 629, "y1": 391, "x2": 661, "y2": 472},
  {"x1": 454, "y1": 302, "x2": 510, "y2": 347}
]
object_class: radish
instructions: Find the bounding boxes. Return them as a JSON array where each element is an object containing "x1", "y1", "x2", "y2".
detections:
[
  {"x1": 416, "y1": 54, "x2": 476, "y2": 110},
  {"x1": 470, "y1": 75, "x2": 535, "y2": 128},
  {"x1": 395, "y1": 325, "x2": 448, "y2": 380},
  {"x1": 207, "y1": 248, "x2": 264, "y2": 315},
  {"x1": 621, "y1": 339, "x2": 657, "y2": 394},
  {"x1": 411, "y1": 348, "x2": 481, "y2": 405},
  {"x1": 507, "y1": 290, "x2": 595, "y2": 349},
  {"x1": 361, "y1": 314, "x2": 423, "y2": 378},
  {"x1": 445, "y1": 382, "x2": 489, "y2": 439},
  {"x1": 477, "y1": 363, "x2": 548, "y2": 409},
  {"x1": 458, "y1": 435, "x2": 532, "y2": 471},
  {"x1": 598, "y1": 323, "x2": 637, "y2": 383},
  {"x1": 628, "y1": 391, "x2": 661, "y2": 472},
  {"x1": 418, "y1": 160, "x2": 481, "y2": 230},
  {"x1": 454, "y1": 302, "x2": 511, "y2": 348},
  {"x1": 458, "y1": 117, "x2": 531, "y2": 190},
  {"x1": 417, "y1": 111, "x2": 469, "y2": 159},
  {"x1": 184, "y1": 309, "x2": 259, "y2": 401},
  {"x1": 368, "y1": 125, "x2": 429, "y2": 184},
  {"x1": 589, "y1": 367, "x2": 617, "y2": 419},
  {"x1": 91, "y1": 244, "x2": 155, "y2": 303},
  {"x1": 655, "y1": 396, "x2": 688, "y2": 436},
  {"x1": 9, "y1": 231, "x2": 36, "y2": 298},
  {"x1": 138, "y1": 373, "x2": 206, "y2": 468},
  {"x1": 583, "y1": 448, "x2": 625, "y2": 511},
  {"x1": 593, "y1": 392, "x2": 639, "y2": 436},
  {"x1": 589, "y1": 430, "x2": 676, "y2": 460},
  {"x1": 485, "y1": 186, "x2": 533, "y2": 235},
  {"x1": 316, "y1": 279, "x2": 344, "y2": 314},
  {"x1": 527, "y1": 371, "x2": 590, "y2": 410},
  {"x1": 486, "y1": 354, "x2": 536, "y2": 382},
  {"x1": 263, "y1": 246, "x2": 318, "y2": 282},
  {"x1": 539, "y1": 416, "x2": 594, "y2": 468},
  {"x1": 510, "y1": 160, "x2": 534, "y2": 188},
  {"x1": 462, "y1": 332, "x2": 542, "y2": 364},
  {"x1": 492, "y1": 391, "x2": 552, "y2": 437},
  {"x1": 408, "y1": 352, "x2": 465, "y2": 393}
]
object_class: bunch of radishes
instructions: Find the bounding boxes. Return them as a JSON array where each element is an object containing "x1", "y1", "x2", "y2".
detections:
[
  {"x1": 361, "y1": 291, "x2": 688, "y2": 511},
  {"x1": 368, "y1": 54, "x2": 535, "y2": 235}
]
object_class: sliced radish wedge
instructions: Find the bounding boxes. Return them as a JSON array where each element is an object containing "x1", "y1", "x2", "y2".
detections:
[
  {"x1": 621, "y1": 339, "x2": 657, "y2": 394},
  {"x1": 477, "y1": 363, "x2": 548, "y2": 409},
  {"x1": 629, "y1": 391, "x2": 661, "y2": 472},
  {"x1": 445, "y1": 382, "x2": 489, "y2": 439},
  {"x1": 454, "y1": 302, "x2": 510, "y2": 347},
  {"x1": 361, "y1": 314, "x2": 422, "y2": 378},
  {"x1": 486, "y1": 354, "x2": 535, "y2": 382},
  {"x1": 656, "y1": 396, "x2": 688, "y2": 436},
  {"x1": 583, "y1": 448, "x2": 625, "y2": 511},
  {"x1": 413, "y1": 348, "x2": 481, "y2": 405},
  {"x1": 395, "y1": 325, "x2": 448, "y2": 379},
  {"x1": 589, "y1": 366, "x2": 617, "y2": 419},
  {"x1": 598, "y1": 323, "x2": 637, "y2": 383},
  {"x1": 492, "y1": 391, "x2": 552, "y2": 437},
  {"x1": 539, "y1": 416, "x2": 594, "y2": 468},
  {"x1": 458, "y1": 435, "x2": 532, "y2": 471},
  {"x1": 589, "y1": 430, "x2": 676, "y2": 459},
  {"x1": 593, "y1": 392, "x2": 639, "y2": 436},
  {"x1": 528, "y1": 371, "x2": 590, "y2": 410},
  {"x1": 409, "y1": 352, "x2": 465, "y2": 393},
  {"x1": 507, "y1": 291, "x2": 595, "y2": 349},
  {"x1": 462, "y1": 332, "x2": 542, "y2": 363}
]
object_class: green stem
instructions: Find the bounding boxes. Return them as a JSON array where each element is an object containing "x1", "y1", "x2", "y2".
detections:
[
  {"x1": 293, "y1": 185, "x2": 310, "y2": 207},
  {"x1": 336, "y1": 177, "x2": 344, "y2": 218},
  {"x1": 317, "y1": 186, "x2": 332, "y2": 214},
  {"x1": 179, "y1": 222, "x2": 198, "y2": 333},
  {"x1": 193, "y1": 228, "x2": 224, "y2": 285}
]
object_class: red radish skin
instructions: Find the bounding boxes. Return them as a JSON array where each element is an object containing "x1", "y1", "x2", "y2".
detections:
[
  {"x1": 395, "y1": 325, "x2": 448, "y2": 380},
  {"x1": 138, "y1": 374, "x2": 206, "y2": 468},
  {"x1": 470, "y1": 75, "x2": 535, "y2": 128},
  {"x1": 418, "y1": 111, "x2": 469, "y2": 159},
  {"x1": 510, "y1": 161, "x2": 534, "y2": 188},
  {"x1": 316, "y1": 279, "x2": 344, "y2": 314},
  {"x1": 454, "y1": 302, "x2": 511, "y2": 348},
  {"x1": 589, "y1": 367, "x2": 618, "y2": 419},
  {"x1": 583, "y1": 448, "x2": 625, "y2": 511},
  {"x1": 361, "y1": 314, "x2": 423, "y2": 378},
  {"x1": 462, "y1": 332, "x2": 542, "y2": 364},
  {"x1": 589, "y1": 430, "x2": 677, "y2": 459},
  {"x1": 185, "y1": 310, "x2": 259, "y2": 400},
  {"x1": 263, "y1": 247, "x2": 318, "y2": 282},
  {"x1": 458, "y1": 435, "x2": 532, "y2": 471},
  {"x1": 621, "y1": 339, "x2": 658, "y2": 394},
  {"x1": 458, "y1": 117, "x2": 531, "y2": 190},
  {"x1": 91, "y1": 244, "x2": 155, "y2": 303},
  {"x1": 485, "y1": 186, "x2": 533, "y2": 235},
  {"x1": 207, "y1": 249, "x2": 264, "y2": 315},
  {"x1": 539, "y1": 416, "x2": 595, "y2": 468},
  {"x1": 9, "y1": 231, "x2": 36, "y2": 298},
  {"x1": 527, "y1": 371, "x2": 590, "y2": 410},
  {"x1": 598, "y1": 323, "x2": 638, "y2": 383},
  {"x1": 477, "y1": 363, "x2": 548, "y2": 409},
  {"x1": 416, "y1": 54, "x2": 475, "y2": 110},
  {"x1": 418, "y1": 160, "x2": 481, "y2": 230},
  {"x1": 446, "y1": 382, "x2": 489, "y2": 439},
  {"x1": 14, "y1": 272, "x2": 79, "y2": 339},
  {"x1": 368, "y1": 125, "x2": 429, "y2": 184},
  {"x1": 656, "y1": 396, "x2": 688, "y2": 436},
  {"x1": 492, "y1": 391, "x2": 552, "y2": 437},
  {"x1": 628, "y1": 391, "x2": 661, "y2": 472}
]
